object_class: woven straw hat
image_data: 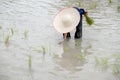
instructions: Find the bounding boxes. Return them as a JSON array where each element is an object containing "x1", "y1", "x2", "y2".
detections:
[{"x1": 53, "y1": 7, "x2": 80, "y2": 33}]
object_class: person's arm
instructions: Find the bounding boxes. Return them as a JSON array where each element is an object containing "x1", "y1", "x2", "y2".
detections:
[{"x1": 63, "y1": 33, "x2": 67, "y2": 39}]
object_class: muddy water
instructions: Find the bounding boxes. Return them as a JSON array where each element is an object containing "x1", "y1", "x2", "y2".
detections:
[{"x1": 0, "y1": 0, "x2": 120, "y2": 80}]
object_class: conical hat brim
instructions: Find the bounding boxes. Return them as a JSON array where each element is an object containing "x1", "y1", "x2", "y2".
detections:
[{"x1": 53, "y1": 7, "x2": 80, "y2": 33}]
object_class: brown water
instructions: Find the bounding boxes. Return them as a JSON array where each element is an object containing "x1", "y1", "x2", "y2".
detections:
[{"x1": 0, "y1": 0, "x2": 120, "y2": 80}]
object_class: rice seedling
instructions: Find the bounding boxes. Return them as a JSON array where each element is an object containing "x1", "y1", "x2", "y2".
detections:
[
  {"x1": 112, "y1": 54, "x2": 120, "y2": 74},
  {"x1": 84, "y1": 14, "x2": 94, "y2": 26},
  {"x1": 0, "y1": 26, "x2": 2, "y2": 29},
  {"x1": 78, "y1": 54, "x2": 86, "y2": 61},
  {"x1": 117, "y1": 6, "x2": 120, "y2": 12},
  {"x1": 89, "y1": 2, "x2": 98, "y2": 9},
  {"x1": 94, "y1": 55, "x2": 120, "y2": 74},
  {"x1": 10, "y1": 28, "x2": 14, "y2": 36},
  {"x1": 4, "y1": 35, "x2": 10, "y2": 45},
  {"x1": 24, "y1": 30, "x2": 29, "y2": 39},
  {"x1": 53, "y1": 53, "x2": 59, "y2": 58},
  {"x1": 112, "y1": 63, "x2": 120, "y2": 74},
  {"x1": 78, "y1": 1, "x2": 81, "y2": 7},
  {"x1": 28, "y1": 55, "x2": 32, "y2": 69},
  {"x1": 75, "y1": 0, "x2": 84, "y2": 7},
  {"x1": 100, "y1": 57, "x2": 108, "y2": 69},
  {"x1": 108, "y1": 0, "x2": 112, "y2": 3},
  {"x1": 28, "y1": 54, "x2": 34, "y2": 79},
  {"x1": 114, "y1": 55, "x2": 120, "y2": 62},
  {"x1": 0, "y1": 26, "x2": 2, "y2": 37},
  {"x1": 94, "y1": 56, "x2": 100, "y2": 65},
  {"x1": 48, "y1": 44, "x2": 52, "y2": 55},
  {"x1": 66, "y1": 0, "x2": 74, "y2": 6},
  {"x1": 94, "y1": 56, "x2": 109, "y2": 70},
  {"x1": 73, "y1": 54, "x2": 86, "y2": 61},
  {"x1": 41, "y1": 46, "x2": 46, "y2": 55}
]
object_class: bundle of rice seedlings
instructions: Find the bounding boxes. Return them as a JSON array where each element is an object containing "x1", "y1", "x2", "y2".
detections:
[{"x1": 84, "y1": 15, "x2": 94, "y2": 26}]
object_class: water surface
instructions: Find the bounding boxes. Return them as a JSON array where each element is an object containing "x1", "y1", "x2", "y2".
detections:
[{"x1": 0, "y1": 0, "x2": 120, "y2": 80}]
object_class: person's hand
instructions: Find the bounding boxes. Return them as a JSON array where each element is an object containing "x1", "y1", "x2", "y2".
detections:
[{"x1": 84, "y1": 11, "x2": 88, "y2": 16}]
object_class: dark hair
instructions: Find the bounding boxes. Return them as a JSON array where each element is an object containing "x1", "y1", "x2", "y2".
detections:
[
  {"x1": 79, "y1": 8, "x2": 85, "y2": 15},
  {"x1": 73, "y1": 7, "x2": 85, "y2": 15}
]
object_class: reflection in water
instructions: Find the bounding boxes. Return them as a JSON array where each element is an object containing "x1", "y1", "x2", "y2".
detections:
[{"x1": 55, "y1": 39, "x2": 92, "y2": 72}]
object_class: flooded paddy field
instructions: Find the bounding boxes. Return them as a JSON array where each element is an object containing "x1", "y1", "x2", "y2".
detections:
[{"x1": 0, "y1": 0, "x2": 120, "y2": 80}]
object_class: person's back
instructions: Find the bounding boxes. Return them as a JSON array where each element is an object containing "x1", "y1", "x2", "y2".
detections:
[{"x1": 63, "y1": 7, "x2": 87, "y2": 39}]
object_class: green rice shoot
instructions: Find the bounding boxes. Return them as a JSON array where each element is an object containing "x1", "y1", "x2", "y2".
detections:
[
  {"x1": 5, "y1": 35, "x2": 10, "y2": 45},
  {"x1": 117, "y1": 6, "x2": 120, "y2": 12},
  {"x1": 42, "y1": 46, "x2": 46, "y2": 55},
  {"x1": 24, "y1": 30, "x2": 29, "y2": 39},
  {"x1": 94, "y1": 56, "x2": 108, "y2": 69},
  {"x1": 0, "y1": 26, "x2": 2, "y2": 29},
  {"x1": 10, "y1": 28, "x2": 14, "y2": 36},
  {"x1": 89, "y1": 2, "x2": 98, "y2": 9},
  {"x1": 78, "y1": 1, "x2": 81, "y2": 7},
  {"x1": 109, "y1": 0, "x2": 112, "y2": 3},
  {"x1": 73, "y1": 54, "x2": 86, "y2": 61},
  {"x1": 29, "y1": 55, "x2": 32, "y2": 69},
  {"x1": 112, "y1": 63, "x2": 120, "y2": 74},
  {"x1": 100, "y1": 57, "x2": 108, "y2": 69},
  {"x1": 94, "y1": 56, "x2": 100, "y2": 65},
  {"x1": 112, "y1": 54, "x2": 120, "y2": 74},
  {"x1": 77, "y1": 1, "x2": 84, "y2": 7},
  {"x1": 53, "y1": 53, "x2": 59, "y2": 58}
]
